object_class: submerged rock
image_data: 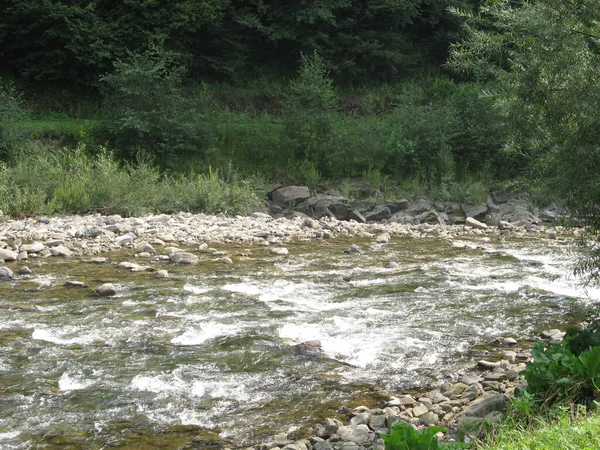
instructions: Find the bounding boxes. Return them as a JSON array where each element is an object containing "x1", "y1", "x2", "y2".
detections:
[
  {"x1": 170, "y1": 252, "x2": 199, "y2": 265},
  {"x1": 96, "y1": 283, "x2": 116, "y2": 297}
]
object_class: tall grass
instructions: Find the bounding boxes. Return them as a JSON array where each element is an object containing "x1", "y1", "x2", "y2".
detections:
[{"x1": 0, "y1": 145, "x2": 265, "y2": 218}]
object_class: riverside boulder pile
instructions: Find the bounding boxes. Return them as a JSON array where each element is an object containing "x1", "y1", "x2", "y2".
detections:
[{"x1": 0, "y1": 195, "x2": 568, "y2": 267}]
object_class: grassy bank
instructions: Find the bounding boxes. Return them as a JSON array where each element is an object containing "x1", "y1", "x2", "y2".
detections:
[{"x1": 476, "y1": 409, "x2": 600, "y2": 450}]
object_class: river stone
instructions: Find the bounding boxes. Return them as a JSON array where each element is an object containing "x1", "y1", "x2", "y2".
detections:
[
  {"x1": 313, "y1": 442, "x2": 333, "y2": 450},
  {"x1": 465, "y1": 217, "x2": 488, "y2": 229},
  {"x1": 18, "y1": 266, "x2": 32, "y2": 275},
  {"x1": 460, "y1": 394, "x2": 508, "y2": 418},
  {"x1": 0, "y1": 266, "x2": 14, "y2": 280},
  {"x1": 0, "y1": 249, "x2": 17, "y2": 261},
  {"x1": 338, "y1": 443, "x2": 359, "y2": 450},
  {"x1": 406, "y1": 199, "x2": 432, "y2": 216},
  {"x1": 376, "y1": 233, "x2": 390, "y2": 243},
  {"x1": 20, "y1": 242, "x2": 45, "y2": 253},
  {"x1": 282, "y1": 444, "x2": 306, "y2": 450},
  {"x1": 155, "y1": 270, "x2": 169, "y2": 279},
  {"x1": 419, "y1": 412, "x2": 439, "y2": 426},
  {"x1": 115, "y1": 235, "x2": 133, "y2": 246},
  {"x1": 348, "y1": 210, "x2": 366, "y2": 223},
  {"x1": 541, "y1": 329, "x2": 564, "y2": 339},
  {"x1": 485, "y1": 372, "x2": 507, "y2": 382},
  {"x1": 477, "y1": 360, "x2": 500, "y2": 370},
  {"x1": 91, "y1": 257, "x2": 108, "y2": 264},
  {"x1": 411, "y1": 404, "x2": 429, "y2": 417},
  {"x1": 170, "y1": 252, "x2": 199, "y2": 265},
  {"x1": 386, "y1": 199, "x2": 409, "y2": 213},
  {"x1": 270, "y1": 247, "x2": 289, "y2": 256},
  {"x1": 350, "y1": 413, "x2": 369, "y2": 426},
  {"x1": 50, "y1": 245, "x2": 72, "y2": 257},
  {"x1": 503, "y1": 337, "x2": 517, "y2": 346},
  {"x1": 443, "y1": 382, "x2": 469, "y2": 397},
  {"x1": 482, "y1": 381, "x2": 503, "y2": 392},
  {"x1": 463, "y1": 204, "x2": 489, "y2": 221},
  {"x1": 119, "y1": 261, "x2": 140, "y2": 270},
  {"x1": 459, "y1": 375, "x2": 481, "y2": 386},
  {"x1": 427, "y1": 390, "x2": 450, "y2": 404},
  {"x1": 136, "y1": 242, "x2": 156, "y2": 254},
  {"x1": 96, "y1": 283, "x2": 116, "y2": 297},
  {"x1": 368, "y1": 414, "x2": 387, "y2": 431},
  {"x1": 388, "y1": 395, "x2": 416, "y2": 406},
  {"x1": 506, "y1": 368, "x2": 519, "y2": 381},
  {"x1": 272, "y1": 186, "x2": 310, "y2": 207},
  {"x1": 336, "y1": 425, "x2": 373, "y2": 445},
  {"x1": 364, "y1": 206, "x2": 391, "y2": 222},
  {"x1": 344, "y1": 244, "x2": 362, "y2": 254},
  {"x1": 65, "y1": 281, "x2": 87, "y2": 287},
  {"x1": 315, "y1": 421, "x2": 339, "y2": 439}
]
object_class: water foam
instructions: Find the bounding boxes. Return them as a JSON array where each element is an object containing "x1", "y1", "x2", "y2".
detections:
[
  {"x1": 58, "y1": 372, "x2": 95, "y2": 391},
  {"x1": 171, "y1": 322, "x2": 238, "y2": 346},
  {"x1": 31, "y1": 327, "x2": 95, "y2": 346}
]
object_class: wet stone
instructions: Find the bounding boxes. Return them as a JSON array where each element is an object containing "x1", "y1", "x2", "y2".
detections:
[{"x1": 96, "y1": 283, "x2": 116, "y2": 297}]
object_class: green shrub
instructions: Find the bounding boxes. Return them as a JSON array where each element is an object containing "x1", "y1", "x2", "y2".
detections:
[
  {"x1": 98, "y1": 46, "x2": 212, "y2": 169},
  {"x1": 380, "y1": 421, "x2": 466, "y2": 450},
  {"x1": 0, "y1": 81, "x2": 29, "y2": 162},
  {"x1": 520, "y1": 340, "x2": 600, "y2": 410}
]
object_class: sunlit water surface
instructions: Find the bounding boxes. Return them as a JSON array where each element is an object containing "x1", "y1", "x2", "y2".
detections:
[{"x1": 0, "y1": 234, "x2": 598, "y2": 448}]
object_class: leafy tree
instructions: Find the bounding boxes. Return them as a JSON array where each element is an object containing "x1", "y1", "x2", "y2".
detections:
[
  {"x1": 448, "y1": 0, "x2": 600, "y2": 284},
  {"x1": 98, "y1": 46, "x2": 209, "y2": 169}
]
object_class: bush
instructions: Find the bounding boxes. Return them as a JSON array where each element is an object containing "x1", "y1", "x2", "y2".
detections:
[
  {"x1": 98, "y1": 46, "x2": 212, "y2": 169},
  {"x1": 380, "y1": 421, "x2": 466, "y2": 450},
  {"x1": 520, "y1": 337, "x2": 600, "y2": 410},
  {"x1": 0, "y1": 81, "x2": 28, "y2": 161}
]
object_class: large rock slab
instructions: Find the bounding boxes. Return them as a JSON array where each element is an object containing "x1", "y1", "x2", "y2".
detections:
[
  {"x1": 272, "y1": 186, "x2": 311, "y2": 207},
  {"x1": 364, "y1": 206, "x2": 391, "y2": 221},
  {"x1": 460, "y1": 394, "x2": 508, "y2": 418},
  {"x1": 336, "y1": 425, "x2": 374, "y2": 446}
]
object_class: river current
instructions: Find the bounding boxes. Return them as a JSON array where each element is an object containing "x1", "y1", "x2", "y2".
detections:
[{"x1": 0, "y1": 234, "x2": 598, "y2": 448}]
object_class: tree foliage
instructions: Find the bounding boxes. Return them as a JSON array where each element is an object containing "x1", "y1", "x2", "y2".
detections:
[
  {"x1": 0, "y1": 0, "x2": 479, "y2": 87},
  {"x1": 448, "y1": 0, "x2": 600, "y2": 283}
]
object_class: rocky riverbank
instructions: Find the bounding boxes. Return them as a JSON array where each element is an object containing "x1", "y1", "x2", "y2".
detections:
[
  {"x1": 242, "y1": 328, "x2": 569, "y2": 450},
  {"x1": 0, "y1": 196, "x2": 575, "y2": 449}
]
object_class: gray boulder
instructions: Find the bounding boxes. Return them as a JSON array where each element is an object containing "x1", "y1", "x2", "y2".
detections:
[
  {"x1": 386, "y1": 199, "x2": 409, "y2": 214},
  {"x1": 336, "y1": 425, "x2": 374, "y2": 446},
  {"x1": 0, "y1": 266, "x2": 14, "y2": 281},
  {"x1": 0, "y1": 249, "x2": 17, "y2": 261},
  {"x1": 50, "y1": 245, "x2": 72, "y2": 257},
  {"x1": 272, "y1": 186, "x2": 311, "y2": 207},
  {"x1": 364, "y1": 206, "x2": 391, "y2": 221},
  {"x1": 462, "y1": 204, "x2": 489, "y2": 221},
  {"x1": 390, "y1": 212, "x2": 414, "y2": 224},
  {"x1": 170, "y1": 252, "x2": 199, "y2": 265},
  {"x1": 465, "y1": 217, "x2": 488, "y2": 229},
  {"x1": 96, "y1": 283, "x2": 116, "y2": 297},
  {"x1": 20, "y1": 242, "x2": 45, "y2": 253},
  {"x1": 348, "y1": 210, "x2": 366, "y2": 223},
  {"x1": 491, "y1": 190, "x2": 509, "y2": 204},
  {"x1": 415, "y1": 210, "x2": 446, "y2": 225},
  {"x1": 406, "y1": 199, "x2": 431, "y2": 216},
  {"x1": 460, "y1": 394, "x2": 508, "y2": 418}
]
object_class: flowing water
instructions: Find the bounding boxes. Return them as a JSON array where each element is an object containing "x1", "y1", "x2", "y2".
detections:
[{"x1": 0, "y1": 234, "x2": 598, "y2": 448}]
